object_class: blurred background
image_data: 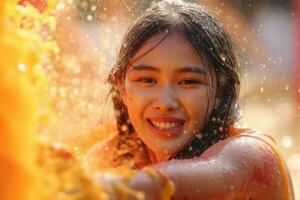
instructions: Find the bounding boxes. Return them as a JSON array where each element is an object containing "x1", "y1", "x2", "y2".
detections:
[{"x1": 35, "y1": 0, "x2": 299, "y2": 198}]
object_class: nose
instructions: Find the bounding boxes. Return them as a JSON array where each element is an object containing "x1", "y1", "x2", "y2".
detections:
[{"x1": 152, "y1": 86, "x2": 179, "y2": 113}]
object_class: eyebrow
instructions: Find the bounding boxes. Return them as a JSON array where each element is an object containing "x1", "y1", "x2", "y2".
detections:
[
  {"x1": 129, "y1": 64, "x2": 160, "y2": 72},
  {"x1": 129, "y1": 64, "x2": 206, "y2": 74},
  {"x1": 176, "y1": 66, "x2": 206, "y2": 74}
]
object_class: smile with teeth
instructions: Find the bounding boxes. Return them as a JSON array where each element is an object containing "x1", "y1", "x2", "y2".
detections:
[{"x1": 149, "y1": 120, "x2": 184, "y2": 130}]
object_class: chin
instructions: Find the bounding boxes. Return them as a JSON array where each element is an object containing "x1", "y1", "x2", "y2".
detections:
[{"x1": 151, "y1": 145, "x2": 180, "y2": 158}]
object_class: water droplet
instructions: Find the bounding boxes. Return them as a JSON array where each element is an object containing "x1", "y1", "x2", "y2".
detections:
[
  {"x1": 73, "y1": 146, "x2": 80, "y2": 152},
  {"x1": 56, "y1": 2, "x2": 66, "y2": 10},
  {"x1": 91, "y1": 5, "x2": 97, "y2": 11},
  {"x1": 260, "y1": 87, "x2": 264, "y2": 93},
  {"x1": 218, "y1": 126, "x2": 223, "y2": 132},
  {"x1": 121, "y1": 125, "x2": 128, "y2": 132},
  {"x1": 53, "y1": 143, "x2": 62, "y2": 149},
  {"x1": 281, "y1": 135, "x2": 293, "y2": 148},
  {"x1": 195, "y1": 134, "x2": 202, "y2": 140},
  {"x1": 219, "y1": 54, "x2": 226, "y2": 62},
  {"x1": 17, "y1": 63, "x2": 26, "y2": 72},
  {"x1": 87, "y1": 15, "x2": 93, "y2": 21}
]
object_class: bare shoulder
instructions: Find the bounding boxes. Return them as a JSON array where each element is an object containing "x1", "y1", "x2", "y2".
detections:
[
  {"x1": 200, "y1": 127, "x2": 294, "y2": 199},
  {"x1": 201, "y1": 128, "x2": 281, "y2": 164},
  {"x1": 85, "y1": 135, "x2": 119, "y2": 171}
]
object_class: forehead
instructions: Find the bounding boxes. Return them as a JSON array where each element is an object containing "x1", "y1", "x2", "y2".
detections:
[{"x1": 129, "y1": 30, "x2": 204, "y2": 68}]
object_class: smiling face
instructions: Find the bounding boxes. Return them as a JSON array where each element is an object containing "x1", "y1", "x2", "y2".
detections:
[{"x1": 121, "y1": 31, "x2": 217, "y2": 161}]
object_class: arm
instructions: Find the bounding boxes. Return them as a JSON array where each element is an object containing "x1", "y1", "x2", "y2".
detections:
[{"x1": 129, "y1": 134, "x2": 294, "y2": 200}]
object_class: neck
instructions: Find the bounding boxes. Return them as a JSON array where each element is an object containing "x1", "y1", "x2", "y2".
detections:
[{"x1": 148, "y1": 148, "x2": 172, "y2": 163}]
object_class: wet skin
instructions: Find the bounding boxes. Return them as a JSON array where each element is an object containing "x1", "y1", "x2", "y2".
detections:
[
  {"x1": 122, "y1": 31, "x2": 216, "y2": 162},
  {"x1": 87, "y1": 30, "x2": 294, "y2": 199},
  {"x1": 129, "y1": 131, "x2": 294, "y2": 200},
  {"x1": 87, "y1": 128, "x2": 294, "y2": 199},
  {"x1": 121, "y1": 31, "x2": 294, "y2": 199}
]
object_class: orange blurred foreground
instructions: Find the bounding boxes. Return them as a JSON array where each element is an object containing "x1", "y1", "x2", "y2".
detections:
[{"x1": 0, "y1": 0, "x2": 51, "y2": 199}]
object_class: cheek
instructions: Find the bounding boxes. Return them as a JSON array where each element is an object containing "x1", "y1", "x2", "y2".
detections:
[
  {"x1": 123, "y1": 81, "x2": 154, "y2": 105},
  {"x1": 180, "y1": 89, "x2": 210, "y2": 125},
  {"x1": 123, "y1": 82, "x2": 153, "y2": 122}
]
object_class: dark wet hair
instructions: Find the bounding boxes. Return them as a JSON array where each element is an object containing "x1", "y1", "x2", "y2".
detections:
[{"x1": 108, "y1": 0, "x2": 240, "y2": 159}]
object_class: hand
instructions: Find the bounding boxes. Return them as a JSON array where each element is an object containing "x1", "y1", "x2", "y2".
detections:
[
  {"x1": 128, "y1": 171, "x2": 160, "y2": 200},
  {"x1": 93, "y1": 168, "x2": 174, "y2": 200},
  {"x1": 93, "y1": 172, "x2": 145, "y2": 200},
  {"x1": 94, "y1": 172, "x2": 124, "y2": 200},
  {"x1": 128, "y1": 168, "x2": 175, "y2": 200}
]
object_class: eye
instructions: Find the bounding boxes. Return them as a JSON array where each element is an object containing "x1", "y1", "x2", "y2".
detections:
[
  {"x1": 136, "y1": 77, "x2": 157, "y2": 84},
  {"x1": 178, "y1": 79, "x2": 201, "y2": 85}
]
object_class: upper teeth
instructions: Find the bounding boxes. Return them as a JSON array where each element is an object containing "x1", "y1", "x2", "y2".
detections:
[{"x1": 151, "y1": 121, "x2": 182, "y2": 130}]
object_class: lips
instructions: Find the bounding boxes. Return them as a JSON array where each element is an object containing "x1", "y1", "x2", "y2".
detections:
[{"x1": 146, "y1": 117, "x2": 185, "y2": 137}]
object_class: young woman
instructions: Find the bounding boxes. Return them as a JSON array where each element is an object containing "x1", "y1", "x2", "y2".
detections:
[{"x1": 86, "y1": 0, "x2": 295, "y2": 199}]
